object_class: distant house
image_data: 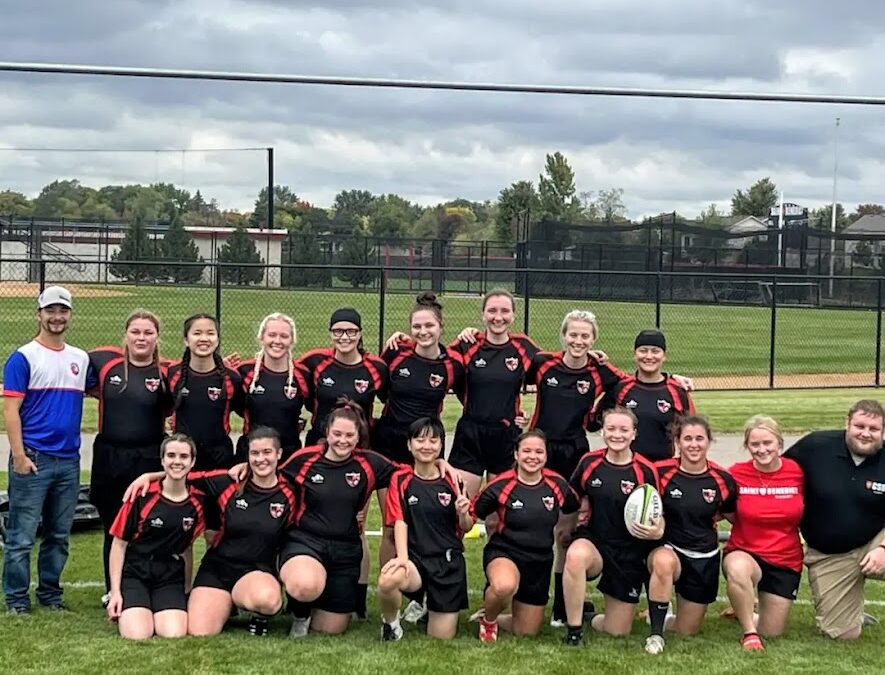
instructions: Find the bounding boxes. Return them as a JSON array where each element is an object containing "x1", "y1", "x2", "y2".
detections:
[
  {"x1": 723, "y1": 215, "x2": 770, "y2": 235},
  {"x1": 843, "y1": 215, "x2": 885, "y2": 255}
]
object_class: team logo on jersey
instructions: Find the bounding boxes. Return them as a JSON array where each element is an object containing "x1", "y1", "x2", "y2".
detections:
[
  {"x1": 207, "y1": 386, "x2": 222, "y2": 401},
  {"x1": 408, "y1": 495, "x2": 419, "y2": 505},
  {"x1": 253, "y1": 384, "x2": 266, "y2": 395},
  {"x1": 181, "y1": 517, "x2": 194, "y2": 531},
  {"x1": 625, "y1": 399, "x2": 638, "y2": 408},
  {"x1": 284, "y1": 386, "x2": 298, "y2": 399},
  {"x1": 474, "y1": 358, "x2": 487, "y2": 368},
  {"x1": 546, "y1": 377, "x2": 559, "y2": 387},
  {"x1": 70, "y1": 362, "x2": 80, "y2": 375},
  {"x1": 669, "y1": 488, "x2": 682, "y2": 499},
  {"x1": 235, "y1": 499, "x2": 249, "y2": 510},
  {"x1": 505, "y1": 357, "x2": 519, "y2": 371},
  {"x1": 428, "y1": 373, "x2": 444, "y2": 388},
  {"x1": 576, "y1": 380, "x2": 590, "y2": 395},
  {"x1": 590, "y1": 477, "x2": 603, "y2": 488},
  {"x1": 398, "y1": 368, "x2": 411, "y2": 378},
  {"x1": 310, "y1": 473, "x2": 325, "y2": 484},
  {"x1": 144, "y1": 377, "x2": 160, "y2": 392},
  {"x1": 542, "y1": 495, "x2": 555, "y2": 511},
  {"x1": 620, "y1": 480, "x2": 636, "y2": 494},
  {"x1": 702, "y1": 489, "x2": 716, "y2": 503},
  {"x1": 657, "y1": 399, "x2": 671, "y2": 413},
  {"x1": 354, "y1": 379, "x2": 369, "y2": 394},
  {"x1": 109, "y1": 374, "x2": 122, "y2": 386},
  {"x1": 321, "y1": 376, "x2": 335, "y2": 387},
  {"x1": 345, "y1": 472, "x2": 361, "y2": 487},
  {"x1": 269, "y1": 502, "x2": 285, "y2": 519},
  {"x1": 438, "y1": 492, "x2": 452, "y2": 507},
  {"x1": 150, "y1": 517, "x2": 164, "y2": 528},
  {"x1": 510, "y1": 499, "x2": 524, "y2": 510}
]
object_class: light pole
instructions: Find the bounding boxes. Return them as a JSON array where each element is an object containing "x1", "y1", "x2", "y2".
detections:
[{"x1": 828, "y1": 117, "x2": 840, "y2": 297}]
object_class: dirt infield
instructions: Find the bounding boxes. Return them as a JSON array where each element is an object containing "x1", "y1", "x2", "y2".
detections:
[
  {"x1": 0, "y1": 282, "x2": 133, "y2": 298},
  {"x1": 695, "y1": 372, "x2": 879, "y2": 389}
]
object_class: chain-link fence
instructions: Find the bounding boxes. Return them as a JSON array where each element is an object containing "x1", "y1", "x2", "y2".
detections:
[{"x1": 0, "y1": 258, "x2": 882, "y2": 391}]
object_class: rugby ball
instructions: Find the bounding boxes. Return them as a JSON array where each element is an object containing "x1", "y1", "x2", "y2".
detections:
[{"x1": 623, "y1": 484, "x2": 663, "y2": 530}]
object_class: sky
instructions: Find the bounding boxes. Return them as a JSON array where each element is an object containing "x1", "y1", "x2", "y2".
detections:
[{"x1": 1, "y1": 0, "x2": 884, "y2": 219}]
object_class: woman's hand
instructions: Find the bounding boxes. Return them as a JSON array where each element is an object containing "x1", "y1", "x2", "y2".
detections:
[
  {"x1": 627, "y1": 516, "x2": 665, "y2": 540},
  {"x1": 122, "y1": 474, "x2": 154, "y2": 502},
  {"x1": 672, "y1": 374, "x2": 694, "y2": 391},
  {"x1": 380, "y1": 556, "x2": 410, "y2": 576},
  {"x1": 588, "y1": 349, "x2": 608, "y2": 364},
  {"x1": 223, "y1": 352, "x2": 241, "y2": 369},
  {"x1": 229, "y1": 463, "x2": 248, "y2": 481},
  {"x1": 457, "y1": 327, "x2": 481, "y2": 344},
  {"x1": 106, "y1": 591, "x2": 123, "y2": 621},
  {"x1": 384, "y1": 331, "x2": 411, "y2": 352}
]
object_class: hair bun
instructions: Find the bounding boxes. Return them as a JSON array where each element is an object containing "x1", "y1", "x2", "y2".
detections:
[{"x1": 416, "y1": 291, "x2": 438, "y2": 306}]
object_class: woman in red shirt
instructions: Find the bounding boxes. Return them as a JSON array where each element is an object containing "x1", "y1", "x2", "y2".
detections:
[{"x1": 722, "y1": 415, "x2": 804, "y2": 651}]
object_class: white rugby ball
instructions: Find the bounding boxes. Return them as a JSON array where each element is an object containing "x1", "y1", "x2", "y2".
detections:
[{"x1": 623, "y1": 484, "x2": 663, "y2": 530}]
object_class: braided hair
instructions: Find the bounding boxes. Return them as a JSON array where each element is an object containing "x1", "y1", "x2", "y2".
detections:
[
  {"x1": 120, "y1": 309, "x2": 164, "y2": 394},
  {"x1": 249, "y1": 312, "x2": 298, "y2": 395},
  {"x1": 174, "y1": 313, "x2": 221, "y2": 410}
]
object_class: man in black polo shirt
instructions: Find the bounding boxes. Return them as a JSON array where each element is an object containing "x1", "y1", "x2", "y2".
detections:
[{"x1": 784, "y1": 399, "x2": 885, "y2": 640}]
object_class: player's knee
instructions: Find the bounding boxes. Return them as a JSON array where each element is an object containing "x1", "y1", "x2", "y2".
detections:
[
  {"x1": 377, "y1": 570, "x2": 399, "y2": 594},
  {"x1": 286, "y1": 576, "x2": 323, "y2": 601},
  {"x1": 154, "y1": 621, "x2": 188, "y2": 639},
  {"x1": 120, "y1": 623, "x2": 154, "y2": 641},
  {"x1": 251, "y1": 586, "x2": 283, "y2": 615},
  {"x1": 488, "y1": 575, "x2": 518, "y2": 599},
  {"x1": 651, "y1": 550, "x2": 678, "y2": 577}
]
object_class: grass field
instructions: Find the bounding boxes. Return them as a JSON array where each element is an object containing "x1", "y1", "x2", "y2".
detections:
[
  {"x1": 0, "y1": 282, "x2": 883, "y2": 386},
  {"x1": 0, "y1": 485, "x2": 883, "y2": 675}
]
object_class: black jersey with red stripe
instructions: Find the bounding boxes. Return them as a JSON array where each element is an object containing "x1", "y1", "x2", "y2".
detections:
[
  {"x1": 527, "y1": 352, "x2": 626, "y2": 441},
  {"x1": 448, "y1": 333, "x2": 539, "y2": 424},
  {"x1": 379, "y1": 343, "x2": 465, "y2": 425},
  {"x1": 109, "y1": 481, "x2": 204, "y2": 556},
  {"x1": 167, "y1": 364, "x2": 244, "y2": 451},
  {"x1": 472, "y1": 469, "x2": 579, "y2": 555},
  {"x1": 237, "y1": 359, "x2": 309, "y2": 449},
  {"x1": 385, "y1": 469, "x2": 464, "y2": 557},
  {"x1": 89, "y1": 347, "x2": 171, "y2": 446},
  {"x1": 604, "y1": 375, "x2": 695, "y2": 460},
  {"x1": 656, "y1": 459, "x2": 737, "y2": 553},
  {"x1": 571, "y1": 449, "x2": 659, "y2": 546},
  {"x1": 188, "y1": 470, "x2": 297, "y2": 566},
  {"x1": 298, "y1": 348, "x2": 388, "y2": 433},
  {"x1": 280, "y1": 445, "x2": 399, "y2": 542}
]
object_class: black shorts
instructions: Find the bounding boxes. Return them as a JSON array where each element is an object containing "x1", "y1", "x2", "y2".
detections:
[
  {"x1": 280, "y1": 530, "x2": 363, "y2": 614},
  {"x1": 370, "y1": 417, "x2": 413, "y2": 465},
  {"x1": 670, "y1": 547, "x2": 721, "y2": 605},
  {"x1": 90, "y1": 436, "x2": 163, "y2": 528},
  {"x1": 725, "y1": 550, "x2": 801, "y2": 601},
  {"x1": 448, "y1": 417, "x2": 518, "y2": 477},
  {"x1": 483, "y1": 538, "x2": 552, "y2": 607},
  {"x1": 121, "y1": 554, "x2": 187, "y2": 612},
  {"x1": 193, "y1": 551, "x2": 275, "y2": 593},
  {"x1": 235, "y1": 434, "x2": 301, "y2": 464},
  {"x1": 405, "y1": 550, "x2": 469, "y2": 614},
  {"x1": 545, "y1": 436, "x2": 590, "y2": 481},
  {"x1": 575, "y1": 529, "x2": 650, "y2": 604}
]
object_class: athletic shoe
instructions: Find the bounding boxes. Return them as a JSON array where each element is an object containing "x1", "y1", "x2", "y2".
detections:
[
  {"x1": 863, "y1": 612, "x2": 879, "y2": 627},
  {"x1": 552, "y1": 600, "x2": 595, "y2": 627},
  {"x1": 550, "y1": 616, "x2": 566, "y2": 628},
  {"x1": 563, "y1": 631, "x2": 584, "y2": 647},
  {"x1": 644, "y1": 635, "x2": 665, "y2": 655},
  {"x1": 100, "y1": 593, "x2": 111, "y2": 609},
  {"x1": 288, "y1": 616, "x2": 311, "y2": 639},
  {"x1": 468, "y1": 608, "x2": 486, "y2": 623},
  {"x1": 479, "y1": 617, "x2": 498, "y2": 643},
  {"x1": 402, "y1": 600, "x2": 427, "y2": 624},
  {"x1": 741, "y1": 632, "x2": 764, "y2": 651},
  {"x1": 6, "y1": 606, "x2": 30, "y2": 616},
  {"x1": 43, "y1": 602, "x2": 69, "y2": 612},
  {"x1": 248, "y1": 616, "x2": 269, "y2": 637},
  {"x1": 382, "y1": 621, "x2": 404, "y2": 642}
]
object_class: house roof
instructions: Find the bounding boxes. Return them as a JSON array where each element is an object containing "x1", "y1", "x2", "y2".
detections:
[
  {"x1": 844, "y1": 214, "x2": 885, "y2": 234},
  {"x1": 723, "y1": 215, "x2": 769, "y2": 233}
]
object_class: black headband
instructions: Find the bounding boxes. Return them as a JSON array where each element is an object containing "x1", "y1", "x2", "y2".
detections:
[
  {"x1": 634, "y1": 329, "x2": 667, "y2": 351},
  {"x1": 329, "y1": 307, "x2": 362, "y2": 330}
]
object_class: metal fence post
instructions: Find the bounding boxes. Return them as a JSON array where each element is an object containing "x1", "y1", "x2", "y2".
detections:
[
  {"x1": 769, "y1": 275, "x2": 777, "y2": 389},
  {"x1": 655, "y1": 271, "x2": 662, "y2": 328},
  {"x1": 876, "y1": 278, "x2": 882, "y2": 387},
  {"x1": 39, "y1": 260, "x2": 46, "y2": 291},
  {"x1": 523, "y1": 269, "x2": 531, "y2": 336},
  {"x1": 378, "y1": 266, "x2": 387, "y2": 354},
  {"x1": 215, "y1": 261, "x2": 222, "y2": 326}
]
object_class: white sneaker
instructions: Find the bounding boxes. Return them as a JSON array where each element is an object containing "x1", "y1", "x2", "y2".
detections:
[
  {"x1": 288, "y1": 616, "x2": 311, "y2": 639},
  {"x1": 645, "y1": 635, "x2": 665, "y2": 655},
  {"x1": 550, "y1": 617, "x2": 565, "y2": 628},
  {"x1": 100, "y1": 593, "x2": 111, "y2": 609},
  {"x1": 402, "y1": 600, "x2": 427, "y2": 624},
  {"x1": 468, "y1": 608, "x2": 486, "y2": 623},
  {"x1": 382, "y1": 621, "x2": 404, "y2": 642}
]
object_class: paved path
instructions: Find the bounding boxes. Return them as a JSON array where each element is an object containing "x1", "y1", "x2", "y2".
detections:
[{"x1": 1, "y1": 432, "x2": 804, "y2": 472}]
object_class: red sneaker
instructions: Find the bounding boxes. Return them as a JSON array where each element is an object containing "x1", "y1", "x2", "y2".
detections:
[
  {"x1": 479, "y1": 617, "x2": 498, "y2": 643},
  {"x1": 741, "y1": 632, "x2": 764, "y2": 651}
]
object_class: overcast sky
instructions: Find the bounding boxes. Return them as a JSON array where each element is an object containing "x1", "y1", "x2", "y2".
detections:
[{"x1": 1, "y1": 0, "x2": 884, "y2": 218}]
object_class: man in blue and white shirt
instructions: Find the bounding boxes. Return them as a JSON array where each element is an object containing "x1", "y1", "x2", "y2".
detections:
[{"x1": 3, "y1": 286, "x2": 96, "y2": 614}]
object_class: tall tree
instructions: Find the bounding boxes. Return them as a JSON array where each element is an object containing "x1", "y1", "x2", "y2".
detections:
[
  {"x1": 161, "y1": 213, "x2": 204, "y2": 283},
  {"x1": 368, "y1": 194, "x2": 414, "y2": 238},
  {"x1": 337, "y1": 223, "x2": 378, "y2": 288},
  {"x1": 731, "y1": 177, "x2": 778, "y2": 217},
  {"x1": 851, "y1": 203, "x2": 885, "y2": 223},
  {"x1": 538, "y1": 152, "x2": 581, "y2": 222},
  {"x1": 595, "y1": 188, "x2": 628, "y2": 222},
  {"x1": 250, "y1": 185, "x2": 302, "y2": 228},
  {"x1": 495, "y1": 180, "x2": 539, "y2": 242},
  {"x1": 812, "y1": 203, "x2": 849, "y2": 231},
  {"x1": 0, "y1": 190, "x2": 34, "y2": 215},
  {"x1": 218, "y1": 225, "x2": 264, "y2": 285},
  {"x1": 109, "y1": 212, "x2": 156, "y2": 281}
]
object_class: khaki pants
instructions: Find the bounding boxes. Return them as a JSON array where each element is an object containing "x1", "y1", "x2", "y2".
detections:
[{"x1": 805, "y1": 528, "x2": 885, "y2": 638}]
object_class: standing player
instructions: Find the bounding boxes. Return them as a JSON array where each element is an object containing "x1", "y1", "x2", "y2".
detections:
[
  {"x1": 89, "y1": 310, "x2": 171, "y2": 602},
  {"x1": 378, "y1": 417, "x2": 474, "y2": 641},
  {"x1": 233, "y1": 313, "x2": 309, "y2": 462},
  {"x1": 562, "y1": 406, "x2": 660, "y2": 646},
  {"x1": 601, "y1": 330, "x2": 694, "y2": 461},
  {"x1": 723, "y1": 415, "x2": 804, "y2": 650},
  {"x1": 643, "y1": 416, "x2": 736, "y2": 655},
  {"x1": 278, "y1": 401, "x2": 400, "y2": 638},
  {"x1": 106, "y1": 434, "x2": 204, "y2": 639},
  {"x1": 472, "y1": 430, "x2": 580, "y2": 642}
]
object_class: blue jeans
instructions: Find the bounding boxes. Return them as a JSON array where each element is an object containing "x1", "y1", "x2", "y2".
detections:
[{"x1": 3, "y1": 448, "x2": 80, "y2": 610}]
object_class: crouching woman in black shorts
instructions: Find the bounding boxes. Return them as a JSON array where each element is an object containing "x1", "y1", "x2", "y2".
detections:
[
  {"x1": 107, "y1": 434, "x2": 204, "y2": 639},
  {"x1": 377, "y1": 417, "x2": 475, "y2": 641},
  {"x1": 472, "y1": 430, "x2": 580, "y2": 642}
]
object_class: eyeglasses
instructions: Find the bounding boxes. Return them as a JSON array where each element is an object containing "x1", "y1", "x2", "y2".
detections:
[{"x1": 331, "y1": 328, "x2": 360, "y2": 338}]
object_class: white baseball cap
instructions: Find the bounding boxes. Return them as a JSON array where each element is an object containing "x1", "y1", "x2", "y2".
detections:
[{"x1": 38, "y1": 285, "x2": 73, "y2": 310}]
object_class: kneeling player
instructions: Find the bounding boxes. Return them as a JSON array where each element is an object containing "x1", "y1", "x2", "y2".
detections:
[
  {"x1": 106, "y1": 435, "x2": 204, "y2": 639},
  {"x1": 473, "y1": 430, "x2": 580, "y2": 641},
  {"x1": 644, "y1": 416, "x2": 736, "y2": 654},
  {"x1": 377, "y1": 417, "x2": 474, "y2": 640}
]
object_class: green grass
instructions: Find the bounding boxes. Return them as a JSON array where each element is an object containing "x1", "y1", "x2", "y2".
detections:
[
  {"x1": 0, "y1": 282, "x2": 882, "y2": 381},
  {"x1": 0, "y1": 487, "x2": 883, "y2": 674}
]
